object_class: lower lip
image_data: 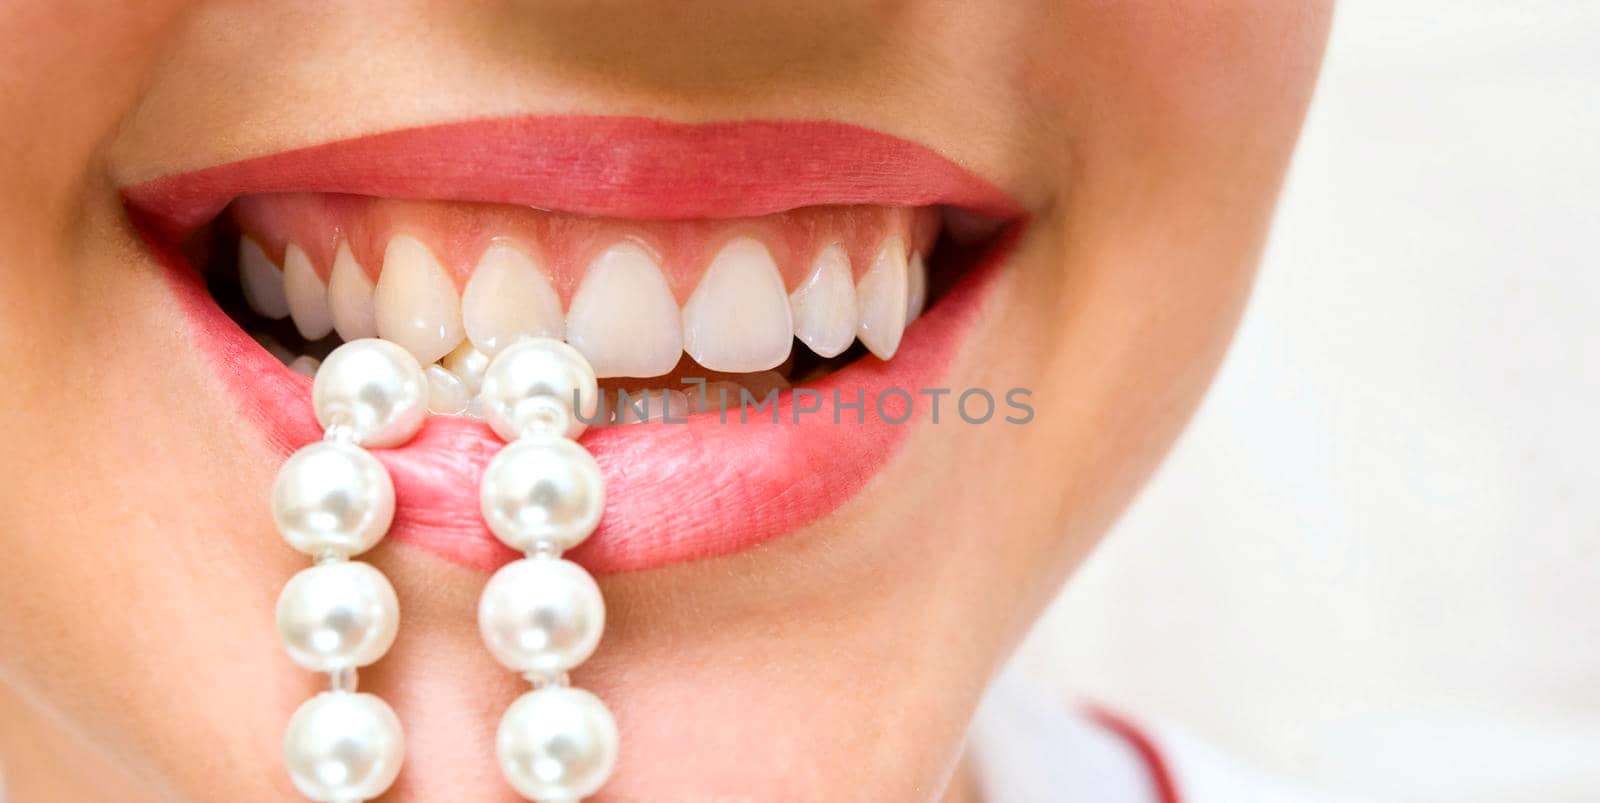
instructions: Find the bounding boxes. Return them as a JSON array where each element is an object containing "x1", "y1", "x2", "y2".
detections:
[{"x1": 151, "y1": 232, "x2": 1014, "y2": 574}]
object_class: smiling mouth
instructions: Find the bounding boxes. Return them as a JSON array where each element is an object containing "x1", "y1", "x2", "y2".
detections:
[{"x1": 123, "y1": 115, "x2": 1023, "y2": 574}]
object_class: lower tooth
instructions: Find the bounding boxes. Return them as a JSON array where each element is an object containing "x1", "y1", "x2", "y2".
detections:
[
  {"x1": 440, "y1": 341, "x2": 490, "y2": 397},
  {"x1": 734, "y1": 370, "x2": 789, "y2": 399},
  {"x1": 612, "y1": 389, "x2": 690, "y2": 425},
  {"x1": 689, "y1": 381, "x2": 743, "y2": 414},
  {"x1": 685, "y1": 375, "x2": 789, "y2": 414},
  {"x1": 254, "y1": 333, "x2": 295, "y2": 365},
  {"x1": 425, "y1": 364, "x2": 471, "y2": 415},
  {"x1": 288, "y1": 355, "x2": 320, "y2": 377}
]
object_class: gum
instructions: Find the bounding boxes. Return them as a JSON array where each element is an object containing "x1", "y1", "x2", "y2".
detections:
[{"x1": 231, "y1": 193, "x2": 941, "y2": 303}]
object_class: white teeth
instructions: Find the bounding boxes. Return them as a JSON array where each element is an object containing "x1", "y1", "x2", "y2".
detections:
[
  {"x1": 247, "y1": 218, "x2": 927, "y2": 409},
  {"x1": 906, "y1": 252, "x2": 928, "y2": 323},
  {"x1": 238, "y1": 236, "x2": 289, "y2": 320},
  {"x1": 734, "y1": 370, "x2": 791, "y2": 399},
  {"x1": 855, "y1": 236, "x2": 910, "y2": 360},
  {"x1": 462, "y1": 241, "x2": 563, "y2": 356},
  {"x1": 612, "y1": 389, "x2": 691, "y2": 425},
  {"x1": 440, "y1": 340, "x2": 490, "y2": 397},
  {"x1": 686, "y1": 372, "x2": 790, "y2": 414},
  {"x1": 687, "y1": 380, "x2": 743, "y2": 414},
  {"x1": 682, "y1": 237, "x2": 793, "y2": 373},
  {"x1": 254, "y1": 333, "x2": 294, "y2": 365},
  {"x1": 375, "y1": 235, "x2": 465, "y2": 365},
  {"x1": 288, "y1": 355, "x2": 321, "y2": 377},
  {"x1": 327, "y1": 241, "x2": 378, "y2": 341},
  {"x1": 788, "y1": 243, "x2": 858, "y2": 358},
  {"x1": 565, "y1": 242, "x2": 683, "y2": 378},
  {"x1": 282, "y1": 244, "x2": 334, "y2": 340},
  {"x1": 425, "y1": 364, "x2": 471, "y2": 416}
]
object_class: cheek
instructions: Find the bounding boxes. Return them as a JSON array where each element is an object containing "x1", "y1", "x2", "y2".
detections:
[
  {"x1": 981, "y1": 5, "x2": 1332, "y2": 570},
  {"x1": 1026, "y1": 1, "x2": 1333, "y2": 160},
  {"x1": 0, "y1": 3, "x2": 191, "y2": 184}
]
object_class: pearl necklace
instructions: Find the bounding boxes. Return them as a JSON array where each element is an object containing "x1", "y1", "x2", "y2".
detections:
[{"x1": 270, "y1": 337, "x2": 618, "y2": 802}]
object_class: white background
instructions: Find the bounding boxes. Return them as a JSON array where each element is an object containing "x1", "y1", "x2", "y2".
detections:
[{"x1": 1014, "y1": 3, "x2": 1600, "y2": 801}]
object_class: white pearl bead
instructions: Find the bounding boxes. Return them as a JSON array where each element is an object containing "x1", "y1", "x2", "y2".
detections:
[
  {"x1": 313, "y1": 339, "x2": 428, "y2": 448},
  {"x1": 479, "y1": 337, "x2": 600, "y2": 441},
  {"x1": 284, "y1": 691, "x2": 405, "y2": 802},
  {"x1": 480, "y1": 438, "x2": 605, "y2": 552},
  {"x1": 272, "y1": 441, "x2": 395, "y2": 558},
  {"x1": 479, "y1": 558, "x2": 605, "y2": 676},
  {"x1": 497, "y1": 687, "x2": 618, "y2": 801},
  {"x1": 276, "y1": 561, "x2": 400, "y2": 672}
]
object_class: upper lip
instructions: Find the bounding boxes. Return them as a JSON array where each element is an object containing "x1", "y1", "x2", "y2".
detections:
[
  {"x1": 122, "y1": 114, "x2": 1024, "y2": 575},
  {"x1": 123, "y1": 114, "x2": 1024, "y2": 240}
]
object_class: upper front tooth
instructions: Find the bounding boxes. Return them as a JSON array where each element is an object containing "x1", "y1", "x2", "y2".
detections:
[
  {"x1": 283, "y1": 244, "x2": 334, "y2": 340},
  {"x1": 328, "y1": 241, "x2": 378, "y2": 340},
  {"x1": 682, "y1": 237, "x2": 793, "y2": 373},
  {"x1": 788, "y1": 243, "x2": 858, "y2": 358},
  {"x1": 565, "y1": 242, "x2": 682, "y2": 378},
  {"x1": 238, "y1": 236, "x2": 289, "y2": 320},
  {"x1": 462, "y1": 241, "x2": 563, "y2": 356},
  {"x1": 906, "y1": 251, "x2": 928, "y2": 323},
  {"x1": 855, "y1": 235, "x2": 910, "y2": 360},
  {"x1": 375, "y1": 235, "x2": 464, "y2": 365}
]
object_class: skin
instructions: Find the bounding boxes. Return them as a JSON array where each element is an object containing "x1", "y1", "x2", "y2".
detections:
[{"x1": 0, "y1": 2, "x2": 1330, "y2": 801}]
